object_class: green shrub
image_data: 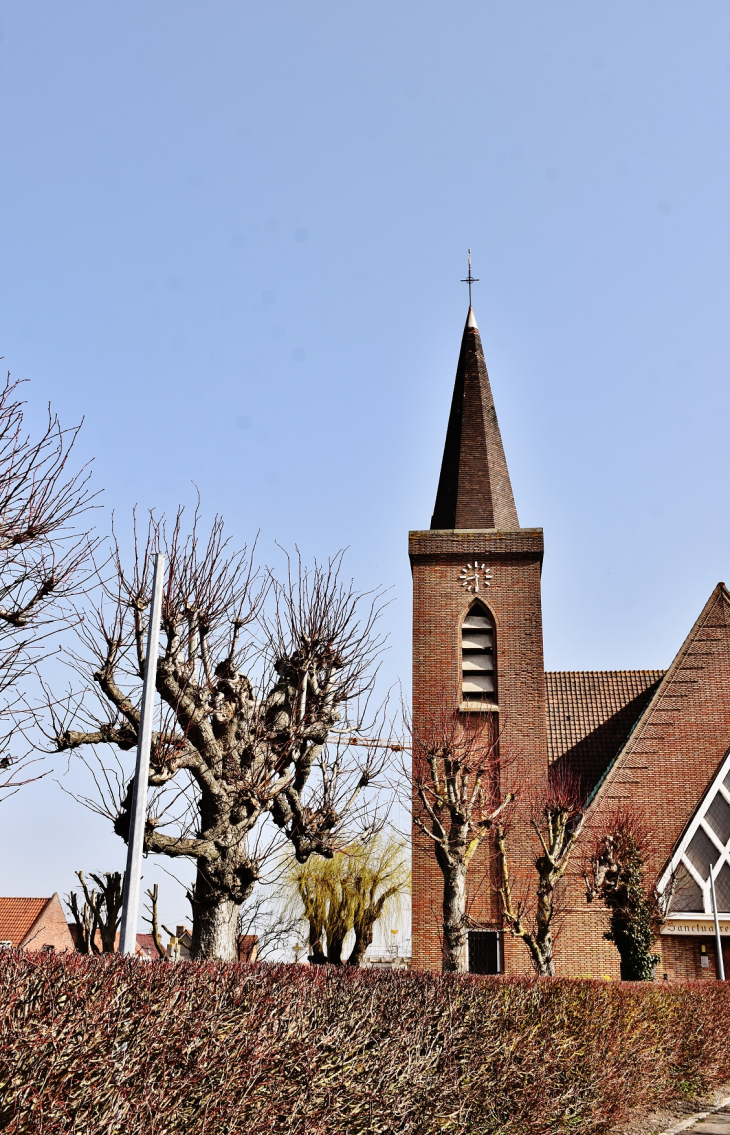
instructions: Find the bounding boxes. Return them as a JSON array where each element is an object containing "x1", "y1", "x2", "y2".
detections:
[{"x1": 0, "y1": 952, "x2": 729, "y2": 1134}]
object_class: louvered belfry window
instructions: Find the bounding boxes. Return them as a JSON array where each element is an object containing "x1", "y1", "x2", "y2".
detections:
[{"x1": 461, "y1": 606, "x2": 496, "y2": 704}]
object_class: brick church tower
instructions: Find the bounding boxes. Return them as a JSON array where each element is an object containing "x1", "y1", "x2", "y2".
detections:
[
  {"x1": 411, "y1": 299, "x2": 730, "y2": 981},
  {"x1": 410, "y1": 303, "x2": 548, "y2": 973}
]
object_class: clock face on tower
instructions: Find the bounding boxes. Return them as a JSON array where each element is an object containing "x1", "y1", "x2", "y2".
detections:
[{"x1": 459, "y1": 563, "x2": 493, "y2": 594}]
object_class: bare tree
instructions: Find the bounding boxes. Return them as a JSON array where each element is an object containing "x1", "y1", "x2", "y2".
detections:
[
  {"x1": 235, "y1": 885, "x2": 304, "y2": 962},
  {"x1": 286, "y1": 833, "x2": 410, "y2": 965},
  {"x1": 0, "y1": 375, "x2": 95, "y2": 800},
  {"x1": 411, "y1": 711, "x2": 514, "y2": 973},
  {"x1": 39, "y1": 510, "x2": 388, "y2": 960},
  {"x1": 66, "y1": 871, "x2": 124, "y2": 954},
  {"x1": 496, "y1": 768, "x2": 586, "y2": 977},
  {"x1": 66, "y1": 879, "x2": 99, "y2": 954},
  {"x1": 143, "y1": 884, "x2": 167, "y2": 958}
]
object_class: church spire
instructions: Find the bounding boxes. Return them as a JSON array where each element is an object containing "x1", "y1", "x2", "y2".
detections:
[{"x1": 430, "y1": 304, "x2": 519, "y2": 531}]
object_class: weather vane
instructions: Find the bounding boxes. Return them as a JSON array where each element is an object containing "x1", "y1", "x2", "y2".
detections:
[{"x1": 461, "y1": 249, "x2": 479, "y2": 306}]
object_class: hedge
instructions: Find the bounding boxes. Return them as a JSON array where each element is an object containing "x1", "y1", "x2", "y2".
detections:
[{"x1": 1, "y1": 952, "x2": 729, "y2": 1134}]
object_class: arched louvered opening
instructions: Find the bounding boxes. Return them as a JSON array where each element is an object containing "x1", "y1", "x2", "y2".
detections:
[{"x1": 461, "y1": 604, "x2": 496, "y2": 706}]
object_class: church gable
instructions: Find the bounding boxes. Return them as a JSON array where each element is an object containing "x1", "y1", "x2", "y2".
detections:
[
  {"x1": 657, "y1": 750, "x2": 730, "y2": 916},
  {"x1": 588, "y1": 584, "x2": 730, "y2": 877}
]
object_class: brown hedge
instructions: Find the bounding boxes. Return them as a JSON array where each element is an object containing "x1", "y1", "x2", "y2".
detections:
[{"x1": 1, "y1": 952, "x2": 729, "y2": 1134}]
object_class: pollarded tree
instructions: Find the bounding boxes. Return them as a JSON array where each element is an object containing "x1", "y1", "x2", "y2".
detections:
[
  {"x1": 496, "y1": 768, "x2": 586, "y2": 976},
  {"x1": 66, "y1": 870, "x2": 124, "y2": 954},
  {"x1": 412, "y1": 711, "x2": 514, "y2": 973},
  {"x1": 0, "y1": 375, "x2": 95, "y2": 801},
  {"x1": 39, "y1": 509, "x2": 387, "y2": 960}
]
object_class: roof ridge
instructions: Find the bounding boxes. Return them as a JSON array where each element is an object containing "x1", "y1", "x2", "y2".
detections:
[
  {"x1": 546, "y1": 669, "x2": 665, "y2": 676},
  {"x1": 0, "y1": 895, "x2": 51, "y2": 903}
]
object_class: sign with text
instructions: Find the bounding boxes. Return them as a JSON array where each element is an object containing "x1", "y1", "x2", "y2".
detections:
[{"x1": 662, "y1": 918, "x2": 730, "y2": 937}]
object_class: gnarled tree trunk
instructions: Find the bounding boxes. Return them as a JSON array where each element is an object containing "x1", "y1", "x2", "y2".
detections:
[
  {"x1": 440, "y1": 854, "x2": 468, "y2": 973},
  {"x1": 191, "y1": 890, "x2": 243, "y2": 962}
]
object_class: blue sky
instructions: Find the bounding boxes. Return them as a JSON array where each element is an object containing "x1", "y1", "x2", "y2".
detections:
[{"x1": 2, "y1": 2, "x2": 730, "y2": 931}]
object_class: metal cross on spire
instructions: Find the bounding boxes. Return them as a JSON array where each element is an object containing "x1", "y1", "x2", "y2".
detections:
[{"x1": 461, "y1": 248, "x2": 479, "y2": 307}]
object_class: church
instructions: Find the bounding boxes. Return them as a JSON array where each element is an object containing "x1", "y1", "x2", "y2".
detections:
[{"x1": 410, "y1": 299, "x2": 730, "y2": 981}]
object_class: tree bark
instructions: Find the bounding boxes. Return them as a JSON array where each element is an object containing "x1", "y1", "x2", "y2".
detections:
[
  {"x1": 190, "y1": 893, "x2": 242, "y2": 962},
  {"x1": 534, "y1": 871, "x2": 556, "y2": 976},
  {"x1": 441, "y1": 858, "x2": 468, "y2": 973},
  {"x1": 348, "y1": 916, "x2": 375, "y2": 967}
]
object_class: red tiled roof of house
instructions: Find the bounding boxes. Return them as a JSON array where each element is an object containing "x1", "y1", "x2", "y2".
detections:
[
  {"x1": 546, "y1": 670, "x2": 664, "y2": 795},
  {"x1": 136, "y1": 933, "x2": 163, "y2": 957},
  {"x1": 0, "y1": 897, "x2": 49, "y2": 947}
]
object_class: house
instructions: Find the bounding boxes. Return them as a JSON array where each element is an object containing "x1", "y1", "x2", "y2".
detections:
[
  {"x1": 411, "y1": 300, "x2": 730, "y2": 980},
  {"x1": 0, "y1": 895, "x2": 75, "y2": 953}
]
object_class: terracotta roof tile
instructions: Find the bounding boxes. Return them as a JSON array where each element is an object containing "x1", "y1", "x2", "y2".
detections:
[
  {"x1": 0, "y1": 897, "x2": 49, "y2": 947},
  {"x1": 546, "y1": 671, "x2": 664, "y2": 795}
]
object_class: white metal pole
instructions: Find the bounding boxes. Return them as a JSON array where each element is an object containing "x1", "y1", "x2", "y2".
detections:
[
  {"x1": 709, "y1": 863, "x2": 726, "y2": 981},
  {"x1": 119, "y1": 553, "x2": 165, "y2": 956}
]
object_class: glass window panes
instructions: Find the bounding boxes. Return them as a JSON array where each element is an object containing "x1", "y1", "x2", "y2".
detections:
[
  {"x1": 705, "y1": 792, "x2": 730, "y2": 847},
  {"x1": 669, "y1": 863, "x2": 704, "y2": 913},
  {"x1": 461, "y1": 609, "x2": 496, "y2": 703},
  {"x1": 724, "y1": 768, "x2": 730, "y2": 795},
  {"x1": 685, "y1": 827, "x2": 721, "y2": 880},
  {"x1": 714, "y1": 863, "x2": 730, "y2": 913}
]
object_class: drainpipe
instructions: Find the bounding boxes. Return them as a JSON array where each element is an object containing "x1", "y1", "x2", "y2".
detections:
[{"x1": 709, "y1": 862, "x2": 726, "y2": 981}]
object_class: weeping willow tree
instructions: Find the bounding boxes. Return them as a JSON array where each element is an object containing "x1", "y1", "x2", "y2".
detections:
[{"x1": 288, "y1": 835, "x2": 410, "y2": 966}]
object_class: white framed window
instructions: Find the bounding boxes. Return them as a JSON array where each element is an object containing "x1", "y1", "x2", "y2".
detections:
[
  {"x1": 659, "y1": 750, "x2": 730, "y2": 915},
  {"x1": 461, "y1": 605, "x2": 496, "y2": 705}
]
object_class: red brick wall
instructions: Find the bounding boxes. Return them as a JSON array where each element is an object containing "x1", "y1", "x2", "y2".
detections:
[
  {"x1": 658, "y1": 935, "x2": 729, "y2": 982},
  {"x1": 410, "y1": 528, "x2": 549, "y2": 972},
  {"x1": 589, "y1": 585, "x2": 730, "y2": 878},
  {"x1": 21, "y1": 894, "x2": 75, "y2": 953}
]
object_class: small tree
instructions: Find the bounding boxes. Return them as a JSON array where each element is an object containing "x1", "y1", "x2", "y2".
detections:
[
  {"x1": 66, "y1": 871, "x2": 124, "y2": 954},
  {"x1": 584, "y1": 807, "x2": 663, "y2": 981},
  {"x1": 40, "y1": 510, "x2": 387, "y2": 960},
  {"x1": 496, "y1": 768, "x2": 586, "y2": 976},
  {"x1": 288, "y1": 835, "x2": 409, "y2": 965},
  {"x1": 66, "y1": 880, "x2": 99, "y2": 954},
  {"x1": 412, "y1": 712, "x2": 513, "y2": 973},
  {"x1": 143, "y1": 884, "x2": 167, "y2": 958}
]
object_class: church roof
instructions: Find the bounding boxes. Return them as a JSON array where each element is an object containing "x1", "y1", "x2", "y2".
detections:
[
  {"x1": 546, "y1": 670, "x2": 664, "y2": 795},
  {"x1": 430, "y1": 307, "x2": 519, "y2": 531},
  {"x1": 587, "y1": 583, "x2": 730, "y2": 878}
]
